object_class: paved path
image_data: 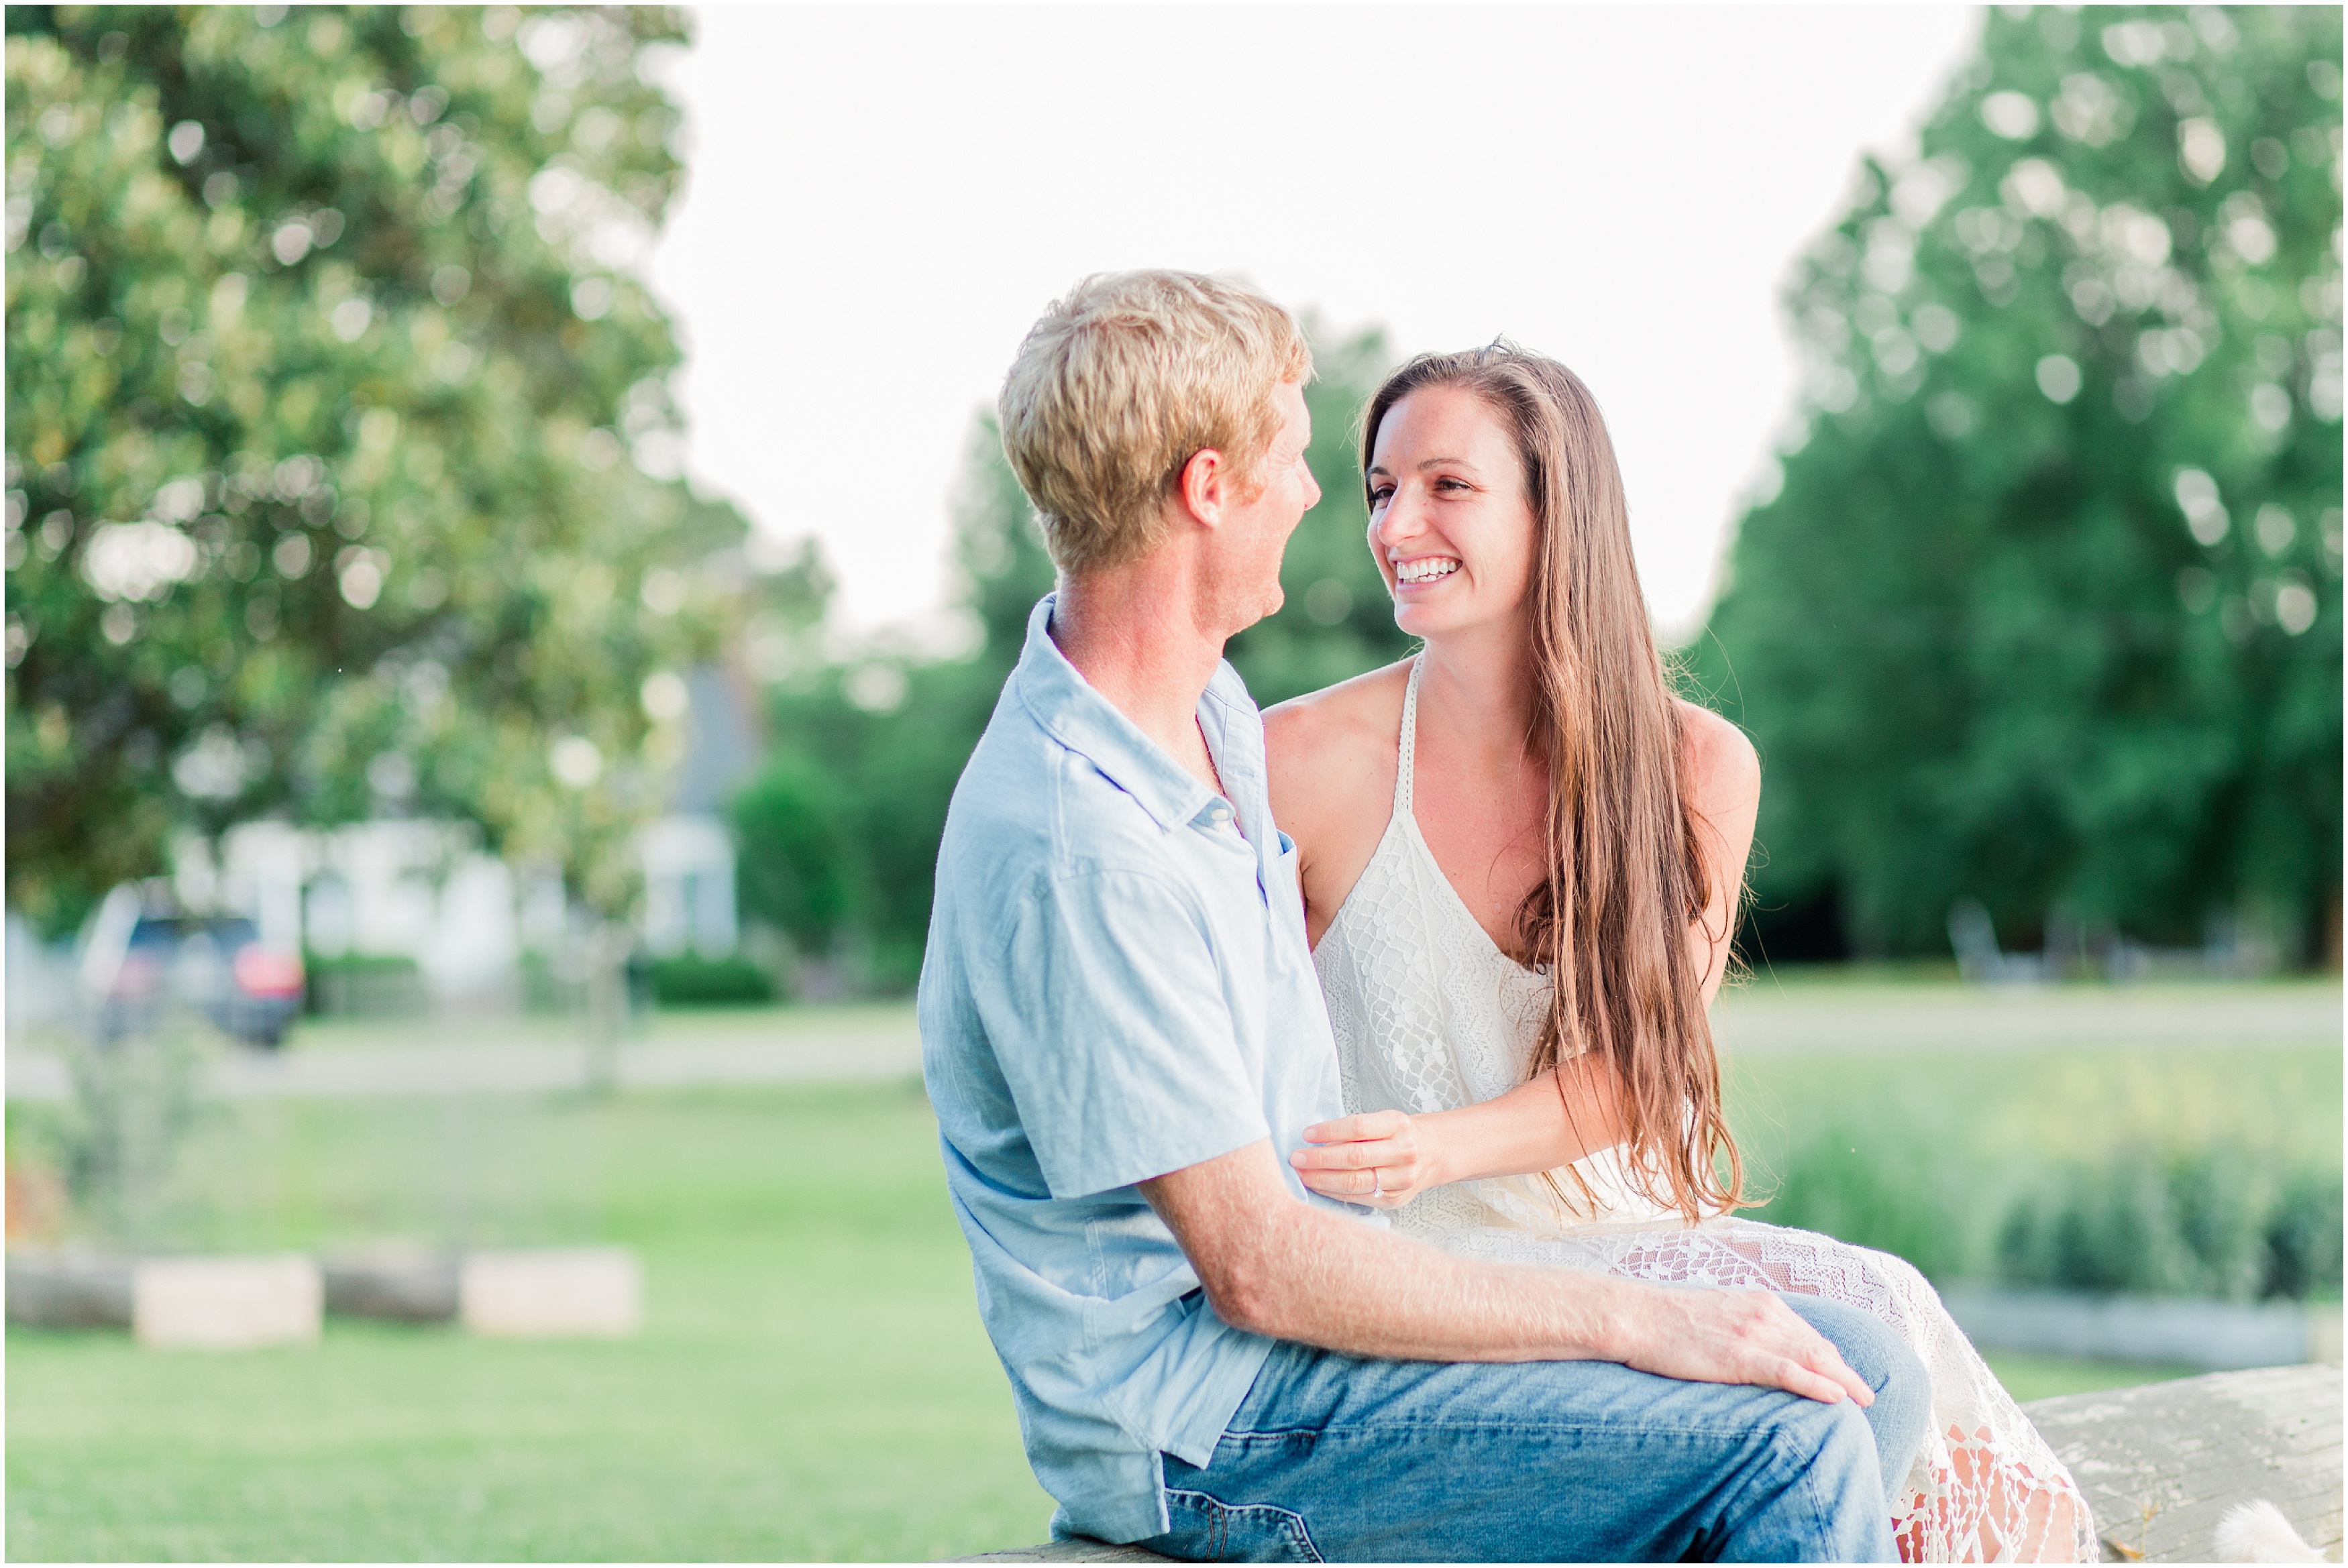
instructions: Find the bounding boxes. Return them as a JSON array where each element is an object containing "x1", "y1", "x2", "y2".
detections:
[
  {"x1": 3, "y1": 1026, "x2": 923, "y2": 1103},
  {"x1": 6, "y1": 984, "x2": 2335, "y2": 1102},
  {"x1": 1711, "y1": 982, "x2": 2339, "y2": 1054}
]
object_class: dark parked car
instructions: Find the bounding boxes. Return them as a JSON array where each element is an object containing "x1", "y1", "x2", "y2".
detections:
[{"x1": 89, "y1": 900, "x2": 305, "y2": 1049}]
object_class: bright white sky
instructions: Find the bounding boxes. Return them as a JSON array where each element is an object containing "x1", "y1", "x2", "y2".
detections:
[{"x1": 645, "y1": 5, "x2": 1980, "y2": 645}]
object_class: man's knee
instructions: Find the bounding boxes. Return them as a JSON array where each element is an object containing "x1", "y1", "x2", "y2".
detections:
[
  {"x1": 1694, "y1": 1384, "x2": 1896, "y2": 1563},
  {"x1": 1782, "y1": 1293, "x2": 1933, "y2": 1500},
  {"x1": 1805, "y1": 1397, "x2": 1904, "y2": 1561}
]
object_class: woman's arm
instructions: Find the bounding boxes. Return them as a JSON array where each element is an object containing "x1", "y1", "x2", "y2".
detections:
[
  {"x1": 1292, "y1": 705, "x2": 1760, "y2": 1208},
  {"x1": 1291, "y1": 1051, "x2": 1625, "y2": 1207},
  {"x1": 1678, "y1": 702, "x2": 1761, "y2": 1007}
]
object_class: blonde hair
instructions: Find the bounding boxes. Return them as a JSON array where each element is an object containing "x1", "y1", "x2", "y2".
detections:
[
  {"x1": 1363, "y1": 345, "x2": 1747, "y2": 1223},
  {"x1": 998, "y1": 270, "x2": 1312, "y2": 574}
]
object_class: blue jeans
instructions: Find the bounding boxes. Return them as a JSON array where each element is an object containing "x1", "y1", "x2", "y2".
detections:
[{"x1": 1138, "y1": 1294, "x2": 1931, "y2": 1563}]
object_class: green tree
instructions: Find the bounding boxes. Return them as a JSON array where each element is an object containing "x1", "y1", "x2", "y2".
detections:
[
  {"x1": 731, "y1": 757, "x2": 858, "y2": 958},
  {"x1": 5, "y1": 4, "x2": 738, "y2": 936},
  {"x1": 1693, "y1": 5, "x2": 2343, "y2": 962}
]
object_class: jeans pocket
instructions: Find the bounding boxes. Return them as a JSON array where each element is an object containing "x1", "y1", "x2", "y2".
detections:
[{"x1": 1161, "y1": 1488, "x2": 1323, "y2": 1563}]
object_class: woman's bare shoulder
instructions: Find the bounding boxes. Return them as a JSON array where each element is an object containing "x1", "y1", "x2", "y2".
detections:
[
  {"x1": 1267, "y1": 660, "x2": 1416, "y2": 940},
  {"x1": 1674, "y1": 699, "x2": 1759, "y2": 800},
  {"x1": 1265, "y1": 659, "x2": 1415, "y2": 771},
  {"x1": 1265, "y1": 660, "x2": 1413, "y2": 839}
]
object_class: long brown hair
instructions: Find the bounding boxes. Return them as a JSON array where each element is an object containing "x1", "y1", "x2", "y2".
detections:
[{"x1": 1362, "y1": 344, "x2": 1745, "y2": 1221}]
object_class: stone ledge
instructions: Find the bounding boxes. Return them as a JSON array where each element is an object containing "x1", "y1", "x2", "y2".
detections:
[
  {"x1": 954, "y1": 1545, "x2": 1175, "y2": 1564},
  {"x1": 2028, "y1": 1363, "x2": 2340, "y2": 1563},
  {"x1": 953, "y1": 1364, "x2": 2343, "y2": 1564}
]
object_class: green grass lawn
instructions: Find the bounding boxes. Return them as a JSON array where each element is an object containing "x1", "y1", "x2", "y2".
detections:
[
  {"x1": 1976, "y1": 1350, "x2": 2199, "y2": 1403},
  {"x1": 9, "y1": 999, "x2": 2337, "y2": 1561},
  {"x1": 8, "y1": 1080, "x2": 1054, "y2": 1562}
]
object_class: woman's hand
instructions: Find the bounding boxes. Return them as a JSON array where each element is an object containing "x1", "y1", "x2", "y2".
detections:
[
  {"x1": 1289, "y1": 1111, "x2": 1447, "y2": 1209},
  {"x1": 1292, "y1": 1060, "x2": 1625, "y2": 1206}
]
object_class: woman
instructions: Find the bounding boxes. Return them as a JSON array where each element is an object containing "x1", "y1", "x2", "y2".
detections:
[{"x1": 1263, "y1": 345, "x2": 2093, "y2": 1563}]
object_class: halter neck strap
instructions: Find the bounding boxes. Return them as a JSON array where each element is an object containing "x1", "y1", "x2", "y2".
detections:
[{"x1": 1394, "y1": 655, "x2": 1423, "y2": 817}]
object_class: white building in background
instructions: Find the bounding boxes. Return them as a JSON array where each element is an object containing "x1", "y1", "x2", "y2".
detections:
[
  {"x1": 638, "y1": 816, "x2": 736, "y2": 958},
  {"x1": 639, "y1": 665, "x2": 761, "y2": 960},
  {"x1": 176, "y1": 819, "x2": 527, "y2": 1003},
  {"x1": 160, "y1": 664, "x2": 761, "y2": 1001}
]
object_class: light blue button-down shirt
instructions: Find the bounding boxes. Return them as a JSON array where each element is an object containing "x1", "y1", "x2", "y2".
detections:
[{"x1": 919, "y1": 595, "x2": 1355, "y2": 1544}]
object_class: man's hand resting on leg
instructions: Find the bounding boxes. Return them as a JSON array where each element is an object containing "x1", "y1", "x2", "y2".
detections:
[
  {"x1": 1607, "y1": 1276, "x2": 1882, "y2": 1406},
  {"x1": 1143, "y1": 1137, "x2": 1874, "y2": 1408}
]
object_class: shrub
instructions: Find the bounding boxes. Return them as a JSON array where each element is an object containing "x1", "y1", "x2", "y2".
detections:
[
  {"x1": 733, "y1": 759, "x2": 863, "y2": 959},
  {"x1": 2169, "y1": 1147, "x2": 2271, "y2": 1301},
  {"x1": 2263, "y1": 1174, "x2": 2346, "y2": 1301},
  {"x1": 1998, "y1": 1156, "x2": 2194, "y2": 1296},
  {"x1": 1996, "y1": 1148, "x2": 2342, "y2": 1300},
  {"x1": 303, "y1": 952, "x2": 427, "y2": 1017},
  {"x1": 647, "y1": 954, "x2": 775, "y2": 1009},
  {"x1": 1754, "y1": 1117, "x2": 2343, "y2": 1303}
]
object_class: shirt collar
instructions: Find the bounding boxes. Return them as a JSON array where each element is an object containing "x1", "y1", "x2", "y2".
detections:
[{"x1": 1012, "y1": 593, "x2": 1228, "y2": 836}]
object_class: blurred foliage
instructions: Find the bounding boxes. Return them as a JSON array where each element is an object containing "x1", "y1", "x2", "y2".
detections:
[
  {"x1": 54, "y1": 1016, "x2": 199, "y2": 1247},
  {"x1": 1774, "y1": 1125, "x2": 2343, "y2": 1300},
  {"x1": 2261, "y1": 1167, "x2": 2347, "y2": 1300},
  {"x1": 1751, "y1": 1120, "x2": 1974, "y2": 1282},
  {"x1": 1996, "y1": 1146, "x2": 2342, "y2": 1301},
  {"x1": 645, "y1": 952, "x2": 772, "y2": 1008},
  {"x1": 736, "y1": 321, "x2": 1403, "y2": 989},
  {"x1": 1693, "y1": 6, "x2": 2344, "y2": 961},
  {"x1": 3, "y1": 3, "x2": 753, "y2": 935},
  {"x1": 731, "y1": 756, "x2": 861, "y2": 958},
  {"x1": 301, "y1": 948, "x2": 425, "y2": 1015},
  {"x1": 1734, "y1": 1036, "x2": 2343, "y2": 1300}
]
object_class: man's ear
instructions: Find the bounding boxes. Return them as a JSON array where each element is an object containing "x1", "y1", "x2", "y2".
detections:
[{"x1": 1175, "y1": 446, "x2": 1226, "y2": 530}]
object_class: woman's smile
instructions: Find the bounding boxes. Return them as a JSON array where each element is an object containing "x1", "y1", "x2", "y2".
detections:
[{"x1": 1391, "y1": 553, "x2": 1462, "y2": 586}]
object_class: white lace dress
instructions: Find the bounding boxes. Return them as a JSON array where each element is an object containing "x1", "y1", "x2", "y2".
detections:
[{"x1": 1310, "y1": 659, "x2": 2095, "y2": 1563}]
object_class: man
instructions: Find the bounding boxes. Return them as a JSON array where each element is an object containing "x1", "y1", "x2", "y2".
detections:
[{"x1": 919, "y1": 270, "x2": 1929, "y2": 1561}]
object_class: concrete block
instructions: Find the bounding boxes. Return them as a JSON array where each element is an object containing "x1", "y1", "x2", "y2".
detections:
[
  {"x1": 7, "y1": 1250, "x2": 134, "y2": 1327},
  {"x1": 132, "y1": 1255, "x2": 321, "y2": 1349},
  {"x1": 321, "y1": 1246, "x2": 461, "y2": 1322},
  {"x1": 460, "y1": 1247, "x2": 640, "y2": 1339}
]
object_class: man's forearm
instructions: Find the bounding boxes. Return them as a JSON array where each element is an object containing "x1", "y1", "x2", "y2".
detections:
[
  {"x1": 1147, "y1": 1139, "x2": 1876, "y2": 1406},
  {"x1": 1151, "y1": 1140, "x2": 1631, "y2": 1361},
  {"x1": 1237, "y1": 1198, "x2": 1634, "y2": 1361}
]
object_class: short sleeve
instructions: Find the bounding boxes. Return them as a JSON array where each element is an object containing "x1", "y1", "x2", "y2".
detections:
[{"x1": 971, "y1": 869, "x2": 1269, "y2": 1200}]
